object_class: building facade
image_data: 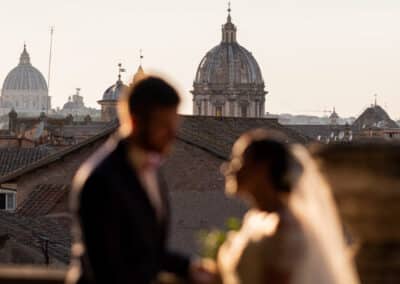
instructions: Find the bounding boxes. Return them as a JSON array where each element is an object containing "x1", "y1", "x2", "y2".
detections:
[
  {"x1": 60, "y1": 88, "x2": 100, "y2": 119},
  {"x1": 0, "y1": 45, "x2": 50, "y2": 115},
  {"x1": 192, "y1": 8, "x2": 267, "y2": 117}
]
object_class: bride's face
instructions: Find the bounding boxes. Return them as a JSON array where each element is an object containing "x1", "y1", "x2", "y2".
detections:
[{"x1": 230, "y1": 158, "x2": 277, "y2": 207}]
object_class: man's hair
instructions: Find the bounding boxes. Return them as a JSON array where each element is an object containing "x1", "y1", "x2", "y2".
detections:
[{"x1": 127, "y1": 76, "x2": 180, "y2": 118}]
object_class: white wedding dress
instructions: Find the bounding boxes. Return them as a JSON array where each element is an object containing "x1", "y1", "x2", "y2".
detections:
[{"x1": 217, "y1": 145, "x2": 360, "y2": 284}]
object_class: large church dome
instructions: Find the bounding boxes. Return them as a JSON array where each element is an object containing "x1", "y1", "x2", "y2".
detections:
[
  {"x1": 194, "y1": 12, "x2": 264, "y2": 86},
  {"x1": 2, "y1": 45, "x2": 48, "y2": 93},
  {"x1": 195, "y1": 42, "x2": 264, "y2": 86},
  {"x1": 0, "y1": 45, "x2": 50, "y2": 114},
  {"x1": 192, "y1": 7, "x2": 267, "y2": 118}
]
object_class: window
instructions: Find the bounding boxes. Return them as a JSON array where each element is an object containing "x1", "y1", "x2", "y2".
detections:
[
  {"x1": 229, "y1": 101, "x2": 234, "y2": 116},
  {"x1": 241, "y1": 105, "x2": 248, "y2": 117},
  {"x1": 216, "y1": 106, "x2": 223, "y2": 117},
  {"x1": 0, "y1": 189, "x2": 16, "y2": 211}
]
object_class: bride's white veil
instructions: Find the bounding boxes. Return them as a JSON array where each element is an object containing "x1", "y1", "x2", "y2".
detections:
[{"x1": 288, "y1": 144, "x2": 360, "y2": 284}]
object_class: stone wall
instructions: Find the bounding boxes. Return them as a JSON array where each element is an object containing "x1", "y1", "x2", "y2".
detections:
[
  {"x1": 312, "y1": 143, "x2": 400, "y2": 284},
  {"x1": 12, "y1": 138, "x2": 106, "y2": 208}
]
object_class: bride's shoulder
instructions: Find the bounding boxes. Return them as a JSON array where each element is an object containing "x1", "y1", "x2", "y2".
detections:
[
  {"x1": 219, "y1": 210, "x2": 279, "y2": 258},
  {"x1": 218, "y1": 209, "x2": 307, "y2": 282},
  {"x1": 242, "y1": 209, "x2": 303, "y2": 237},
  {"x1": 221, "y1": 208, "x2": 307, "y2": 257},
  {"x1": 238, "y1": 209, "x2": 307, "y2": 256},
  {"x1": 242, "y1": 210, "x2": 280, "y2": 237}
]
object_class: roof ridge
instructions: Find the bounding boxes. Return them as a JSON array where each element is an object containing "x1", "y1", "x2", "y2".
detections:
[{"x1": 0, "y1": 124, "x2": 117, "y2": 184}]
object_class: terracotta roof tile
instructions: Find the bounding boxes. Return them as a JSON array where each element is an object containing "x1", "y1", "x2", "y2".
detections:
[
  {"x1": 0, "y1": 212, "x2": 71, "y2": 263},
  {"x1": 0, "y1": 146, "x2": 52, "y2": 176},
  {"x1": 178, "y1": 116, "x2": 310, "y2": 159},
  {"x1": 17, "y1": 184, "x2": 69, "y2": 217},
  {"x1": 0, "y1": 117, "x2": 308, "y2": 183}
]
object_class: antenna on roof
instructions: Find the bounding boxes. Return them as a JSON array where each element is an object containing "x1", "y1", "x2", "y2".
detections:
[
  {"x1": 374, "y1": 93, "x2": 378, "y2": 107},
  {"x1": 47, "y1": 26, "x2": 55, "y2": 114}
]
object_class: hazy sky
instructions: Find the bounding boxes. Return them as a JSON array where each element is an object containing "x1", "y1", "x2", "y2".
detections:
[{"x1": 1, "y1": 0, "x2": 399, "y2": 118}]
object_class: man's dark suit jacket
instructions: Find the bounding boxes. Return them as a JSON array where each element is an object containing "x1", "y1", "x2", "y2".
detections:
[{"x1": 69, "y1": 136, "x2": 190, "y2": 284}]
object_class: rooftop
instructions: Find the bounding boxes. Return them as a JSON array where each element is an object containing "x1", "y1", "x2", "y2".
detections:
[{"x1": 0, "y1": 147, "x2": 53, "y2": 177}]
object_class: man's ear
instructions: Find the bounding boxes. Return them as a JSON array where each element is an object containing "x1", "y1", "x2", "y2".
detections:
[
  {"x1": 129, "y1": 114, "x2": 138, "y2": 133},
  {"x1": 118, "y1": 113, "x2": 136, "y2": 138}
]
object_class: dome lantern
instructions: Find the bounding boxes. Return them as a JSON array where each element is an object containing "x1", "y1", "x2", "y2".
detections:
[
  {"x1": 222, "y1": 2, "x2": 237, "y2": 43},
  {"x1": 19, "y1": 44, "x2": 31, "y2": 65}
]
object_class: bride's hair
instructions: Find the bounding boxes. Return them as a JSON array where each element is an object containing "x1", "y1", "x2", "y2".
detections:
[{"x1": 241, "y1": 129, "x2": 303, "y2": 193}]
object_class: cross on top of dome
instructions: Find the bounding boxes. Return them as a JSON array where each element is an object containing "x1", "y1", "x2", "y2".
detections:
[{"x1": 227, "y1": 2, "x2": 232, "y2": 22}]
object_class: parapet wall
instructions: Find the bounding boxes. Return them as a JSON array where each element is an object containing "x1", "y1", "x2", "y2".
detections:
[{"x1": 312, "y1": 143, "x2": 400, "y2": 284}]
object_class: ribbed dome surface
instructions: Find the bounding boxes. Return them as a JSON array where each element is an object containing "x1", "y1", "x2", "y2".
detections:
[
  {"x1": 194, "y1": 42, "x2": 264, "y2": 85},
  {"x1": 194, "y1": 10, "x2": 264, "y2": 87},
  {"x1": 101, "y1": 79, "x2": 127, "y2": 101},
  {"x1": 2, "y1": 46, "x2": 48, "y2": 92}
]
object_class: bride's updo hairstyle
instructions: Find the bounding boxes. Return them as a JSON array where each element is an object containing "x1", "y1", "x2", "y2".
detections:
[{"x1": 225, "y1": 129, "x2": 303, "y2": 194}]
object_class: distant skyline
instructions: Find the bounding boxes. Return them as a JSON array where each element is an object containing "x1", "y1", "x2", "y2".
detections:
[{"x1": 0, "y1": 0, "x2": 399, "y2": 118}]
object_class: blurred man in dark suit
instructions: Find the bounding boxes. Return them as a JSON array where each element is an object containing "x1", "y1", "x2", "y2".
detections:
[{"x1": 67, "y1": 76, "x2": 210, "y2": 284}]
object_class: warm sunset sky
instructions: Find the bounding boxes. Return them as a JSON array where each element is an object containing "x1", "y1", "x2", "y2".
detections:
[{"x1": 0, "y1": 0, "x2": 399, "y2": 118}]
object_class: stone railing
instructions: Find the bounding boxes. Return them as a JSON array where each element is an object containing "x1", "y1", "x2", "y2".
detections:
[
  {"x1": 0, "y1": 266, "x2": 184, "y2": 284},
  {"x1": 0, "y1": 266, "x2": 64, "y2": 284}
]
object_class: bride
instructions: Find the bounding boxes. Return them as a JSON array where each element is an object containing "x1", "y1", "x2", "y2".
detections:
[{"x1": 216, "y1": 129, "x2": 360, "y2": 284}]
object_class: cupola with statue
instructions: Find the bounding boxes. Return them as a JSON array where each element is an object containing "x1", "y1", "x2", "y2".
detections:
[{"x1": 98, "y1": 63, "x2": 128, "y2": 122}]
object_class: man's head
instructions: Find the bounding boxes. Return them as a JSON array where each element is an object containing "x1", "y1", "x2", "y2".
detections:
[{"x1": 118, "y1": 76, "x2": 180, "y2": 154}]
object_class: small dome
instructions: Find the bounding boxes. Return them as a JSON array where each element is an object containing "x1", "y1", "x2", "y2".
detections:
[
  {"x1": 101, "y1": 79, "x2": 127, "y2": 101},
  {"x1": 353, "y1": 104, "x2": 398, "y2": 129},
  {"x1": 63, "y1": 89, "x2": 85, "y2": 110},
  {"x1": 1, "y1": 45, "x2": 48, "y2": 93},
  {"x1": 63, "y1": 101, "x2": 75, "y2": 109}
]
